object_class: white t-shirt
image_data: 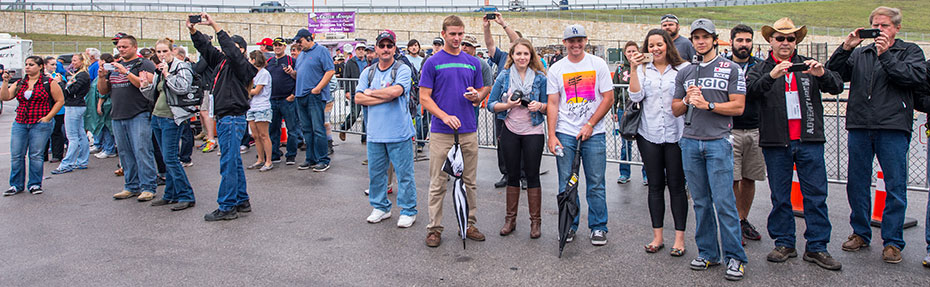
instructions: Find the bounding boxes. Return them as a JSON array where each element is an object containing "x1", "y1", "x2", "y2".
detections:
[
  {"x1": 546, "y1": 53, "x2": 613, "y2": 136},
  {"x1": 249, "y1": 68, "x2": 272, "y2": 111}
]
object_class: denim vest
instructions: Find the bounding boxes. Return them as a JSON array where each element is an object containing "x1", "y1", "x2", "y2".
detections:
[{"x1": 486, "y1": 68, "x2": 548, "y2": 126}]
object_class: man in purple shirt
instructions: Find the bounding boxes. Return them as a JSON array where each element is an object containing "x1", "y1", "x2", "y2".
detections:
[{"x1": 420, "y1": 15, "x2": 486, "y2": 248}]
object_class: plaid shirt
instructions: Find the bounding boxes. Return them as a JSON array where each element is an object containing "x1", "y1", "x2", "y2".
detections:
[{"x1": 14, "y1": 74, "x2": 53, "y2": 124}]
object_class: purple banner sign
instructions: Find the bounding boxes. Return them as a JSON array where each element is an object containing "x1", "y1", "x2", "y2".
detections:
[{"x1": 307, "y1": 11, "x2": 356, "y2": 33}]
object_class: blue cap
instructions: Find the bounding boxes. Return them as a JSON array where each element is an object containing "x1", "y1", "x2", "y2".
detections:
[{"x1": 292, "y1": 29, "x2": 313, "y2": 42}]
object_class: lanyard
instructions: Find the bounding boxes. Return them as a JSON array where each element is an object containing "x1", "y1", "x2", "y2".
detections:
[{"x1": 212, "y1": 59, "x2": 226, "y2": 94}]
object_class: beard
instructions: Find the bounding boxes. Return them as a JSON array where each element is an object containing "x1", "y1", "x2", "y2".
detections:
[{"x1": 733, "y1": 46, "x2": 751, "y2": 59}]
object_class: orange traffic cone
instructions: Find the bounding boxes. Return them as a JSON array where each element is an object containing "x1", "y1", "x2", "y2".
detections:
[
  {"x1": 280, "y1": 121, "x2": 288, "y2": 144},
  {"x1": 868, "y1": 170, "x2": 919, "y2": 228},
  {"x1": 790, "y1": 164, "x2": 805, "y2": 217}
]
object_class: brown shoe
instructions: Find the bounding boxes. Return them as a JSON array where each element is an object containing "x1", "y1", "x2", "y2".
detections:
[
  {"x1": 841, "y1": 234, "x2": 869, "y2": 251},
  {"x1": 882, "y1": 245, "x2": 903, "y2": 264},
  {"x1": 113, "y1": 190, "x2": 140, "y2": 200},
  {"x1": 499, "y1": 186, "x2": 519, "y2": 236},
  {"x1": 339, "y1": 132, "x2": 346, "y2": 141},
  {"x1": 114, "y1": 168, "x2": 124, "y2": 177},
  {"x1": 527, "y1": 187, "x2": 542, "y2": 239},
  {"x1": 137, "y1": 191, "x2": 156, "y2": 202},
  {"x1": 466, "y1": 226, "x2": 486, "y2": 241},
  {"x1": 426, "y1": 231, "x2": 441, "y2": 247}
]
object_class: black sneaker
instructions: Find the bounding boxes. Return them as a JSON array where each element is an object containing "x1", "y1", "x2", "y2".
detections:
[
  {"x1": 298, "y1": 161, "x2": 313, "y2": 170},
  {"x1": 563, "y1": 229, "x2": 576, "y2": 243},
  {"x1": 156, "y1": 176, "x2": 166, "y2": 186},
  {"x1": 285, "y1": 157, "x2": 296, "y2": 165},
  {"x1": 803, "y1": 251, "x2": 842, "y2": 270},
  {"x1": 271, "y1": 158, "x2": 282, "y2": 164},
  {"x1": 204, "y1": 208, "x2": 239, "y2": 221},
  {"x1": 741, "y1": 219, "x2": 762, "y2": 240},
  {"x1": 28, "y1": 186, "x2": 43, "y2": 195},
  {"x1": 3, "y1": 187, "x2": 21, "y2": 196},
  {"x1": 150, "y1": 199, "x2": 178, "y2": 206},
  {"x1": 590, "y1": 230, "x2": 608, "y2": 246},
  {"x1": 237, "y1": 200, "x2": 252, "y2": 213},
  {"x1": 312, "y1": 163, "x2": 330, "y2": 172},
  {"x1": 493, "y1": 175, "x2": 507, "y2": 188}
]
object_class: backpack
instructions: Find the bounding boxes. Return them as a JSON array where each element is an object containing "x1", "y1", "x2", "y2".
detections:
[
  {"x1": 368, "y1": 53, "x2": 420, "y2": 115},
  {"x1": 165, "y1": 66, "x2": 203, "y2": 107}
]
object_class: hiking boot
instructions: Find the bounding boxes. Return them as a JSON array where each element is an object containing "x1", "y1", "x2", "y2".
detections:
[
  {"x1": 465, "y1": 226, "x2": 486, "y2": 241},
  {"x1": 113, "y1": 190, "x2": 140, "y2": 200},
  {"x1": 689, "y1": 257, "x2": 720, "y2": 270},
  {"x1": 150, "y1": 199, "x2": 177, "y2": 206},
  {"x1": 339, "y1": 132, "x2": 346, "y2": 141},
  {"x1": 841, "y1": 234, "x2": 869, "y2": 251},
  {"x1": 803, "y1": 251, "x2": 842, "y2": 270},
  {"x1": 366, "y1": 209, "x2": 392, "y2": 223},
  {"x1": 237, "y1": 200, "x2": 252, "y2": 213},
  {"x1": 426, "y1": 231, "x2": 441, "y2": 247},
  {"x1": 741, "y1": 219, "x2": 762, "y2": 240},
  {"x1": 204, "y1": 208, "x2": 238, "y2": 221},
  {"x1": 137, "y1": 191, "x2": 156, "y2": 202},
  {"x1": 170, "y1": 201, "x2": 195, "y2": 211},
  {"x1": 590, "y1": 230, "x2": 608, "y2": 246},
  {"x1": 724, "y1": 258, "x2": 745, "y2": 281},
  {"x1": 882, "y1": 245, "x2": 902, "y2": 264},
  {"x1": 3, "y1": 187, "x2": 21, "y2": 196},
  {"x1": 766, "y1": 246, "x2": 797, "y2": 262}
]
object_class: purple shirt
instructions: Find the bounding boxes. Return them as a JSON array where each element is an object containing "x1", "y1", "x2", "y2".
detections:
[{"x1": 419, "y1": 49, "x2": 484, "y2": 134}]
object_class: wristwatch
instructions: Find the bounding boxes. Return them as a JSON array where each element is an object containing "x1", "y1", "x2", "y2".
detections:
[{"x1": 707, "y1": 102, "x2": 716, "y2": 111}]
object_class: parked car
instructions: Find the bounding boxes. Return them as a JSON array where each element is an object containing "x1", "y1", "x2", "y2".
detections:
[
  {"x1": 250, "y1": 1, "x2": 285, "y2": 13},
  {"x1": 474, "y1": 6, "x2": 499, "y2": 12}
]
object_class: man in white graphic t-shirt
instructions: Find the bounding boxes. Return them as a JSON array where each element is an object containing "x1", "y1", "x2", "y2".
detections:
[{"x1": 546, "y1": 24, "x2": 615, "y2": 247}]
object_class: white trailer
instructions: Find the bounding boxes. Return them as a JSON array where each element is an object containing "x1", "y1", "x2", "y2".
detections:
[{"x1": 0, "y1": 33, "x2": 34, "y2": 80}]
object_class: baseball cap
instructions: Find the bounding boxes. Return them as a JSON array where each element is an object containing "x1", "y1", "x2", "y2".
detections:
[
  {"x1": 660, "y1": 14, "x2": 679, "y2": 24},
  {"x1": 376, "y1": 30, "x2": 396, "y2": 44},
  {"x1": 354, "y1": 43, "x2": 367, "y2": 50},
  {"x1": 272, "y1": 37, "x2": 287, "y2": 45},
  {"x1": 230, "y1": 35, "x2": 248, "y2": 50},
  {"x1": 111, "y1": 32, "x2": 128, "y2": 45},
  {"x1": 334, "y1": 55, "x2": 345, "y2": 61},
  {"x1": 292, "y1": 29, "x2": 313, "y2": 42},
  {"x1": 432, "y1": 37, "x2": 444, "y2": 46},
  {"x1": 366, "y1": 45, "x2": 375, "y2": 51},
  {"x1": 462, "y1": 35, "x2": 480, "y2": 47},
  {"x1": 690, "y1": 18, "x2": 717, "y2": 35},
  {"x1": 256, "y1": 38, "x2": 274, "y2": 46},
  {"x1": 563, "y1": 24, "x2": 587, "y2": 40}
]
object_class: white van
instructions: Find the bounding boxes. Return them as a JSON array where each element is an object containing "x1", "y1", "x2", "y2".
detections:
[{"x1": 0, "y1": 33, "x2": 34, "y2": 80}]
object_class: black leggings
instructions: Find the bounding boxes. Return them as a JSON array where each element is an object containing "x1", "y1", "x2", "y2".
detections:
[
  {"x1": 499, "y1": 126, "x2": 544, "y2": 188},
  {"x1": 636, "y1": 137, "x2": 688, "y2": 231}
]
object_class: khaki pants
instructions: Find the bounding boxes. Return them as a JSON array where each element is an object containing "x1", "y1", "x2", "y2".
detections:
[{"x1": 426, "y1": 132, "x2": 479, "y2": 233}]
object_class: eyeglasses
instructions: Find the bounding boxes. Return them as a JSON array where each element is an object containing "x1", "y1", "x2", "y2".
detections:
[
  {"x1": 378, "y1": 43, "x2": 394, "y2": 49},
  {"x1": 773, "y1": 36, "x2": 796, "y2": 43}
]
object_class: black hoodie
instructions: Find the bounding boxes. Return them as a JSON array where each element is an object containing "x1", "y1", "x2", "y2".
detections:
[{"x1": 191, "y1": 30, "x2": 257, "y2": 119}]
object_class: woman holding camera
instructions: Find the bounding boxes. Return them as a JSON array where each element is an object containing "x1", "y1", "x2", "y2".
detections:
[
  {"x1": 628, "y1": 29, "x2": 689, "y2": 256},
  {"x1": 487, "y1": 38, "x2": 548, "y2": 239},
  {"x1": 144, "y1": 37, "x2": 196, "y2": 210},
  {"x1": 1, "y1": 56, "x2": 65, "y2": 195},
  {"x1": 51, "y1": 53, "x2": 92, "y2": 174}
]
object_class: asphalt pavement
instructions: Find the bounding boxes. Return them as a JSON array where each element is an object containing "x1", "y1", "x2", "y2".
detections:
[{"x1": 0, "y1": 102, "x2": 928, "y2": 286}]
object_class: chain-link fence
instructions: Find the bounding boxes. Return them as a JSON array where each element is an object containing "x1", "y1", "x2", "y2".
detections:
[{"x1": 328, "y1": 78, "x2": 928, "y2": 191}]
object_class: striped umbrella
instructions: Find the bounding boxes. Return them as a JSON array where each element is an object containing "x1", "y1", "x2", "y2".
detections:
[{"x1": 442, "y1": 130, "x2": 468, "y2": 249}]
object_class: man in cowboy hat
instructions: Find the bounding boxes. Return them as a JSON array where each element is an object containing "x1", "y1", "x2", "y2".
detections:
[
  {"x1": 825, "y1": 6, "x2": 928, "y2": 264},
  {"x1": 748, "y1": 17, "x2": 845, "y2": 271}
]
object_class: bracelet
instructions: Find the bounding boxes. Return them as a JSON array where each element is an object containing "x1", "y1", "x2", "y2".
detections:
[{"x1": 586, "y1": 121, "x2": 594, "y2": 127}]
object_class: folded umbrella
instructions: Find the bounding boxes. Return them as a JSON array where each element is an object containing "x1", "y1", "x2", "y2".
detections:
[
  {"x1": 557, "y1": 147, "x2": 583, "y2": 258},
  {"x1": 442, "y1": 130, "x2": 468, "y2": 249}
]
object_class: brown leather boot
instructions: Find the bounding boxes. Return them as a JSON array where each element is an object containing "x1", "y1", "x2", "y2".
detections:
[
  {"x1": 500, "y1": 186, "x2": 520, "y2": 236},
  {"x1": 527, "y1": 187, "x2": 542, "y2": 239}
]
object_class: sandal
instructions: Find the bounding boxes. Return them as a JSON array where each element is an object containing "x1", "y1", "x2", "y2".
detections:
[
  {"x1": 644, "y1": 243, "x2": 665, "y2": 253},
  {"x1": 670, "y1": 247, "x2": 686, "y2": 257}
]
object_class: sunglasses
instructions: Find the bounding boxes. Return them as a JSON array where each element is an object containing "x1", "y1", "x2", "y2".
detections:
[
  {"x1": 378, "y1": 43, "x2": 394, "y2": 49},
  {"x1": 773, "y1": 36, "x2": 796, "y2": 43}
]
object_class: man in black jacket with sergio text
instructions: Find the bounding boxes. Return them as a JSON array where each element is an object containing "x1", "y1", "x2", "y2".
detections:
[
  {"x1": 188, "y1": 12, "x2": 258, "y2": 222},
  {"x1": 825, "y1": 6, "x2": 928, "y2": 264},
  {"x1": 748, "y1": 17, "x2": 844, "y2": 271}
]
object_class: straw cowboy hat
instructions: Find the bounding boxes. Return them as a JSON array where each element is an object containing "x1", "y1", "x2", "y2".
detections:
[{"x1": 761, "y1": 17, "x2": 808, "y2": 43}]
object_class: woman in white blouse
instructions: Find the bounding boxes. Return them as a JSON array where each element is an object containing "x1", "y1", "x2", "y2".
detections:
[{"x1": 628, "y1": 29, "x2": 690, "y2": 256}]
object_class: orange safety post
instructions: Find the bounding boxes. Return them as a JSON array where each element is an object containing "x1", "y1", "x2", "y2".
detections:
[{"x1": 790, "y1": 164, "x2": 804, "y2": 217}]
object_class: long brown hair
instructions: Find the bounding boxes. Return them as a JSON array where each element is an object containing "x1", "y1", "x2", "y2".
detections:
[
  {"x1": 641, "y1": 29, "x2": 685, "y2": 67},
  {"x1": 504, "y1": 38, "x2": 544, "y2": 74},
  {"x1": 249, "y1": 50, "x2": 267, "y2": 68}
]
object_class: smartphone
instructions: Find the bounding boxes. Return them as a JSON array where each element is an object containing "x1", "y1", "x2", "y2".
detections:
[
  {"x1": 189, "y1": 15, "x2": 202, "y2": 24},
  {"x1": 858, "y1": 28, "x2": 880, "y2": 39},
  {"x1": 104, "y1": 63, "x2": 115, "y2": 71},
  {"x1": 642, "y1": 53, "x2": 654, "y2": 63},
  {"x1": 485, "y1": 13, "x2": 496, "y2": 20},
  {"x1": 786, "y1": 62, "x2": 809, "y2": 72}
]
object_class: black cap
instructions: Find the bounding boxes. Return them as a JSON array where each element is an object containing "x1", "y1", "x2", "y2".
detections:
[
  {"x1": 230, "y1": 35, "x2": 248, "y2": 50},
  {"x1": 376, "y1": 30, "x2": 396, "y2": 44},
  {"x1": 292, "y1": 29, "x2": 313, "y2": 42},
  {"x1": 432, "y1": 37, "x2": 444, "y2": 46}
]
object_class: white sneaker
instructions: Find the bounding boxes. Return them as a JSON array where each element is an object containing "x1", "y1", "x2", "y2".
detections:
[
  {"x1": 364, "y1": 189, "x2": 369, "y2": 195},
  {"x1": 94, "y1": 151, "x2": 115, "y2": 159},
  {"x1": 397, "y1": 215, "x2": 416, "y2": 228},
  {"x1": 366, "y1": 209, "x2": 391, "y2": 223}
]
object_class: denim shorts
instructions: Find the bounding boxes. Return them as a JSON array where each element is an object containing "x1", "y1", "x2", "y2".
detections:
[{"x1": 246, "y1": 108, "x2": 272, "y2": 122}]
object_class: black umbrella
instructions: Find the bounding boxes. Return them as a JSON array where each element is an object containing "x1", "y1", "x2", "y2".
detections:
[
  {"x1": 557, "y1": 147, "x2": 583, "y2": 258},
  {"x1": 442, "y1": 130, "x2": 468, "y2": 249}
]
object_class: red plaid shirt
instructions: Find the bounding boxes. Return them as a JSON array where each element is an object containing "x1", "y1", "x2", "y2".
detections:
[{"x1": 14, "y1": 74, "x2": 53, "y2": 124}]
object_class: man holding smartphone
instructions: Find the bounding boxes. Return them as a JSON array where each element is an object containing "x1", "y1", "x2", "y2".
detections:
[
  {"x1": 826, "y1": 6, "x2": 928, "y2": 264},
  {"x1": 266, "y1": 37, "x2": 301, "y2": 165}
]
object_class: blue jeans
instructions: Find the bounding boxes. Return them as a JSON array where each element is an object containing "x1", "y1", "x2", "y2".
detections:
[
  {"x1": 367, "y1": 140, "x2": 417, "y2": 216},
  {"x1": 679, "y1": 137, "x2": 747, "y2": 263},
  {"x1": 763, "y1": 141, "x2": 831, "y2": 252},
  {"x1": 112, "y1": 112, "x2": 157, "y2": 193},
  {"x1": 846, "y1": 129, "x2": 909, "y2": 250},
  {"x1": 95, "y1": 125, "x2": 116, "y2": 154},
  {"x1": 179, "y1": 120, "x2": 193, "y2": 163},
  {"x1": 216, "y1": 115, "x2": 248, "y2": 211},
  {"x1": 9, "y1": 121, "x2": 54, "y2": 191},
  {"x1": 617, "y1": 109, "x2": 646, "y2": 180},
  {"x1": 555, "y1": 132, "x2": 608, "y2": 232},
  {"x1": 59, "y1": 106, "x2": 89, "y2": 169},
  {"x1": 270, "y1": 98, "x2": 302, "y2": 160},
  {"x1": 295, "y1": 96, "x2": 330, "y2": 165},
  {"x1": 152, "y1": 116, "x2": 195, "y2": 203}
]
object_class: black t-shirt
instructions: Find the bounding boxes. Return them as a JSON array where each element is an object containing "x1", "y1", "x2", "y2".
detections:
[
  {"x1": 108, "y1": 57, "x2": 156, "y2": 120},
  {"x1": 729, "y1": 56, "x2": 762, "y2": 129}
]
